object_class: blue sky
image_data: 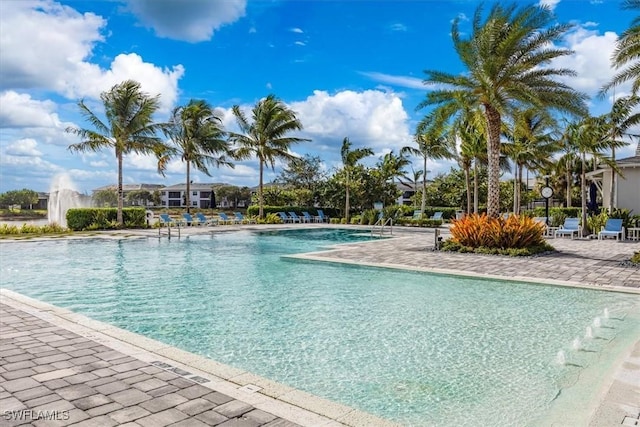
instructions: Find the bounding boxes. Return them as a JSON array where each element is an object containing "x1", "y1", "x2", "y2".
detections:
[{"x1": 0, "y1": 0, "x2": 635, "y2": 193}]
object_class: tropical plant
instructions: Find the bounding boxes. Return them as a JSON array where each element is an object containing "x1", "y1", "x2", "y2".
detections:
[
  {"x1": 601, "y1": 0, "x2": 640, "y2": 95},
  {"x1": 449, "y1": 213, "x2": 547, "y2": 249},
  {"x1": 503, "y1": 109, "x2": 558, "y2": 214},
  {"x1": 66, "y1": 80, "x2": 169, "y2": 225},
  {"x1": 162, "y1": 99, "x2": 234, "y2": 213},
  {"x1": 229, "y1": 94, "x2": 308, "y2": 218},
  {"x1": 402, "y1": 118, "x2": 454, "y2": 215},
  {"x1": 340, "y1": 137, "x2": 373, "y2": 222},
  {"x1": 453, "y1": 107, "x2": 488, "y2": 214},
  {"x1": 419, "y1": 3, "x2": 587, "y2": 217}
]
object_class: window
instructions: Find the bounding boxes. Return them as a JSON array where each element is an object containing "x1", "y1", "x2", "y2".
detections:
[
  {"x1": 201, "y1": 192, "x2": 211, "y2": 199},
  {"x1": 168, "y1": 192, "x2": 181, "y2": 199},
  {"x1": 168, "y1": 200, "x2": 181, "y2": 207},
  {"x1": 193, "y1": 191, "x2": 197, "y2": 196},
  {"x1": 192, "y1": 201, "x2": 197, "y2": 206}
]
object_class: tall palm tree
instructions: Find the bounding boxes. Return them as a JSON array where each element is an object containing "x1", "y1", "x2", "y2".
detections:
[
  {"x1": 402, "y1": 118, "x2": 454, "y2": 215},
  {"x1": 341, "y1": 137, "x2": 373, "y2": 222},
  {"x1": 378, "y1": 150, "x2": 411, "y2": 183},
  {"x1": 67, "y1": 80, "x2": 168, "y2": 226},
  {"x1": 162, "y1": 99, "x2": 234, "y2": 213},
  {"x1": 601, "y1": 0, "x2": 640, "y2": 95},
  {"x1": 419, "y1": 3, "x2": 587, "y2": 217},
  {"x1": 229, "y1": 95, "x2": 309, "y2": 219},
  {"x1": 503, "y1": 109, "x2": 558, "y2": 214}
]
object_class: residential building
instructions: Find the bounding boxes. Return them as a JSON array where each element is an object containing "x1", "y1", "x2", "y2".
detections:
[{"x1": 587, "y1": 143, "x2": 640, "y2": 214}]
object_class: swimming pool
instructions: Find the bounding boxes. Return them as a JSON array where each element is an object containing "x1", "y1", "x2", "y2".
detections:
[{"x1": 1, "y1": 229, "x2": 638, "y2": 426}]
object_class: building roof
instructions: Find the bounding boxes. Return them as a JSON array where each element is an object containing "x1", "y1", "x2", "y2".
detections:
[
  {"x1": 161, "y1": 183, "x2": 228, "y2": 191},
  {"x1": 93, "y1": 184, "x2": 164, "y2": 192}
]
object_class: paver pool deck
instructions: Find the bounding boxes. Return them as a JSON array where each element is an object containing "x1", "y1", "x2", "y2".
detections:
[{"x1": 1, "y1": 223, "x2": 639, "y2": 426}]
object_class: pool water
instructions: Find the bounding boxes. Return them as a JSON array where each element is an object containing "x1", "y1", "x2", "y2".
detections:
[{"x1": 1, "y1": 229, "x2": 638, "y2": 426}]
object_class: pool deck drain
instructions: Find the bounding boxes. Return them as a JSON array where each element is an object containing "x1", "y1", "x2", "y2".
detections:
[{"x1": 0, "y1": 290, "x2": 399, "y2": 427}]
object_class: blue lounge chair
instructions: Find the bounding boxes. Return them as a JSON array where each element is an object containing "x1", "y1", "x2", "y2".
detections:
[
  {"x1": 302, "y1": 212, "x2": 315, "y2": 223},
  {"x1": 288, "y1": 212, "x2": 302, "y2": 223},
  {"x1": 234, "y1": 212, "x2": 256, "y2": 224},
  {"x1": 316, "y1": 209, "x2": 329, "y2": 223},
  {"x1": 159, "y1": 213, "x2": 182, "y2": 227},
  {"x1": 196, "y1": 212, "x2": 218, "y2": 226},
  {"x1": 598, "y1": 219, "x2": 624, "y2": 241},
  {"x1": 430, "y1": 211, "x2": 443, "y2": 221},
  {"x1": 277, "y1": 212, "x2": 293, "y2": 223},
  {"x1": 555, "y1": 218, "x2": 581, "y2": 239},
  {"x1": 413, "y1": 210, "x2": 423, "y2": 220},
  {"x1": 182, "y1": 213, "x2": 199, "y2": 226},
  {"x1": 218, "y1": 212, "x2": 238, "y2": 225}
]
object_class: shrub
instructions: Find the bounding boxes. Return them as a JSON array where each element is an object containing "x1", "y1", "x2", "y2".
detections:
[
  {"x1": 395, "y1": 218, "x2": 443, "y2": 228},
  {"x1": 530, "y1": 207, "x2": 581, "y2": 218},
  {"x1": 247, "y1": 205, "x2": 340, "y2": 218},
  {"x1": 66, "y1": 208, "x2": 147, "y2": 231},
  {"x1": 257, "y1": 213, "x2": 283, "y2": 224},
  {"x1": 631, "y1": 252, "x2": 640, "y2": 264},
  {"x1": 450, "y1": 214, "x2": 547, "y2": 249},
  {"x1": 441, "y1": 238, "x2": 553, "y2": 256},
  {"x1": 587, "y1": 212, "x2": 609, "y2": 234},
  {"x1": 0, "y1": 223, "x2": 67, "y2": 236}
]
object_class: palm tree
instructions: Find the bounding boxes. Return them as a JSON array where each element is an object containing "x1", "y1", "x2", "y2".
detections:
[
  {"x1": 341, "y1": 137, "x2": 373, "y2": 222},
  {"x1": 229, "y1": 95, "x2": 309, "y2": 219},
  {"x1": 419, "y1": 3, "x2": 587, "y2": 217},
  {"x1": 378, "y1": 150, "x2": 411, "y2": 183},
  {"x1": 601, "y1": 0, "x2": 640, "y2": 95},
  {"x1": 402, "y1": 118, "x2": 454, "y2": 215},
  {"x1": 162, "y1": 99, "x2": 234, "y2": 213},
  {"x1": 503, "y1": 109, "x2": 558, "y2": 214},
  {"x1": 67, "y1": 80, "x2": 168, "y2": 226}
]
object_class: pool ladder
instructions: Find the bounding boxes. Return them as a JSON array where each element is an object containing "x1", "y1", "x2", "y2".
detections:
[{"x1": 371, "y1": 217, "x2": 393, "y2": 236}]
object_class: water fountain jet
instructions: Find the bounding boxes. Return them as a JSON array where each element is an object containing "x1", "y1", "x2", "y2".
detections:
[
  {"x1": 571, "y1": 338, "x2": 582, "y2": 351},
  {"x1": 556, "y1": 350, "x2": 566, "y2": 365},
  {"x1": 47, "y1": 174, "x2": 92, "y2": 228},
  {"x1": 585, "y1": 326, "x2": 594, "y2": 339}
]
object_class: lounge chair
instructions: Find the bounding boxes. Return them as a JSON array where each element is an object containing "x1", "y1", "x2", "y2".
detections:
[
  {"x1": 159, "y1": 213, "x2": 182, "y2": 227},
  {"x1": 182, "y1": 213, "x2": 200, "y2": 226},
  {"x1": 234, "y1": 212, "x2": 256, "y2": 224},
  {"x1": 598, "y1": 219, "x2": 624, "y2": 241},
  {"x1": 413, "y1": 210, "x2": 423, "y2": 220},
  {"x1": 277, "y1": 212, "x2": 294, "y2": 223},
  {"x1": 196, "y1": 212, "x2": 218, "y2": 226},
  {"x1": 302, "y1": 212, "x2": 315, "y2": 223},
  {"x1": 316, "y1": 209, "x2": 330, "y2": 223},
  {"x1": 288, "y1": 212, "x2": 303, "y2": 223},
  {"x1": 218, "y1": 212, "x2": 238, "y2": 225},
  {"x1": 430, "y1": 212, "x2": 443, "y2": 221},
  {"x1": 555, "y1": 218, "x2": 581, "y2": 239}
]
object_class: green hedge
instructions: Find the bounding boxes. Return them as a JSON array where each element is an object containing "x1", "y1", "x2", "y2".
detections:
[
  {"x1": 246, "y1": 206, "x2": 340, "y2": 218},
  {"x1": 528, "y1": 207, "x2": 581, "y2": 218},
  {"x1": 66, "y1": 207, "x2": 147, "y2": 231},
  {"x1": 395, "y1": 218, "x2": 444, "y2": 228},
  {"x1": 404, "y1": 207, "x2": 460, "y2": 220}
]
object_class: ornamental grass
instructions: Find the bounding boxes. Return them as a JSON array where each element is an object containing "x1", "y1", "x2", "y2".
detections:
[{"x1": 450, "y1": 214, "x2": 546, "y2": 249}]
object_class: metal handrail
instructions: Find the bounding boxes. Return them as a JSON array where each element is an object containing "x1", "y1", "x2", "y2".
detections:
[{"x1": 371, "y1": 217, "x2": 393, "y2": 236}]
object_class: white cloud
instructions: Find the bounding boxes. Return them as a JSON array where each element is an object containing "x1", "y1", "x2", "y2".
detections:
[
  {"x1": 290, "y1": 89, "x2": 412, "y2": 152},
  {"x1": 389, "y1": 23, "x2": 407, "y2": 32},
  {"x1": 290, "y1": 27, "x2": 304, "y2": 33},
  {"x1": 550, "y1": 27, "x2": 620, "y2": 96},
  {"x1": 359, "y1": 72, "x2": 424, "y2": 90},
  {"x1": 5, "y1": 139, "x2": 42, "y2": 156},
  {"x1": 0, "y1": 1, "x2": 184, "y2": 112},
  {"x1": 126, "y1": 0, "x2": 247, "y2": 42},
  {"x1": 294, "y1": 41, "x2": 306, "y2": 46},
  {"x1": 89, "y1": 160, "x2": 109, "y2": 168},
  {"x1": 539, "y1": 0, "x2": 561, "y2": 11},
  {"x1": 0, "y1": 91, "x2": 61, "y2": 128}
]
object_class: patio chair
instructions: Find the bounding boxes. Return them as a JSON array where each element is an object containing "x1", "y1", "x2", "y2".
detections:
[
  {"x1": 196, "y1": 212, "x2": 218, "y2": 226},
  {"x1": 288, "y1": 212, "x2": 302, "y2": 223},
  {"x1": 159, "y1": 213, "x2": 182, "y2": 227},
  {"x1": 555, "y1": 218, "x2": 581, "y2": 239},
  {"x1": 302, "y1": 212, "x2": 316, "y2": 223},
  {"x1": 316, "y1": 209, "x2": 330, "y2": 223},
  {"x1": 430, "y1": 211, "x2": 443, "y2": 221},
  {"x1": 412, "y1": 210, "x2": 423, "y2": 220},
  {"x1": 234, "y1": 212, "x2": 256, "y2": 224},
  {"x1": 598, "y1": 218, "x2": 625, "y2": 241},
  {"x1": 218, "y1": 212, "x2": 238, "y2": 225}
]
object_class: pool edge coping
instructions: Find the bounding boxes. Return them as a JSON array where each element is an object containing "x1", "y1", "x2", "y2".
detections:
[{"x1": 0, "y1": 288, "x2": 401, "y2": 427}]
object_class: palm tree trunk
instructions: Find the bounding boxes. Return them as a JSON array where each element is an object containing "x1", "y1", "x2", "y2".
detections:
[
  {"x1": 259, "y1": 160, "x2": 264, "y2": 219},
  {"x1": 566, "y1": 158, "x2": 572, "y2": 208},
  {"x1": 484, "y1": 105, "x2": 502, "y2": 218},
  {"x1": 609, "y1": 147, "x2": 616, "y2": 211},
  {"x1": 345, "y1": 169, "x2": 350, "y2": 223},
  {"x1": 464, "y1": 166, "x2": 471, "y2": 214},
  {"x1": 473, "y1": 161, "x2": 479, "y2": 214},
  {"x1": 581, "y1": 152, "x2": 588, "y2": 237},
  {"x1": 186, "y1": 161, "x2": 191, "y2": 214},
  {"x1": 421, "y1": 156, "x2": 427, "y2": 215},
  {"x1": 117, "y1": 151, "x2": 123, "y2": 226},
  {"x1": 517, "y1": 164, "x2": 524, "y2": 215},
  {"x1": 513, "y1": 162, "x2": 518, "y2": 214}
]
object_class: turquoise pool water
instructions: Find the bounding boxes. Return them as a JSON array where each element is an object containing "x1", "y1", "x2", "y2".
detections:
[{"x1": 1, "y1": 229, "x2": 638, "y2": 426}]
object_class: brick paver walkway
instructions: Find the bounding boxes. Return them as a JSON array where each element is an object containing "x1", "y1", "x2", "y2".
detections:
[{"x1": 0, "y1": 303, "x2": 300, "y2": 427}]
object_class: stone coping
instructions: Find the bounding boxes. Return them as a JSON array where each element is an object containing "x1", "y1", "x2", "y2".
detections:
[{"x1": 0, "y1": 289, "x2": 399, "y2": 427}]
